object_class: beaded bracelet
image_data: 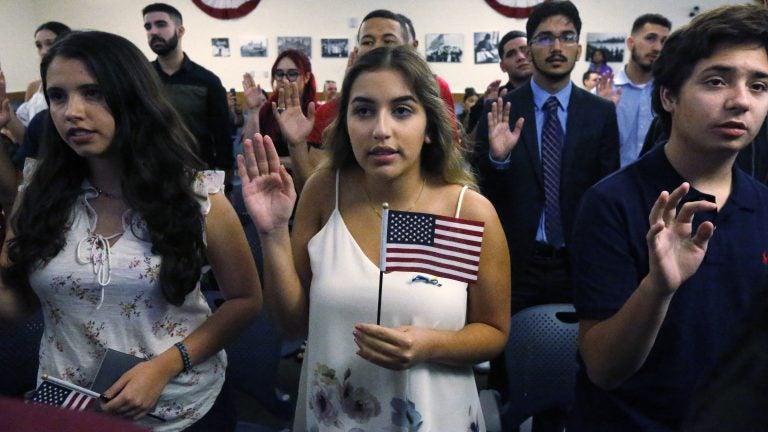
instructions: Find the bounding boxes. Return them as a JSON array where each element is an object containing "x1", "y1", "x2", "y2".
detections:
[{"x1": 175, "y1": 341, "x2": 192, "y2": 373}]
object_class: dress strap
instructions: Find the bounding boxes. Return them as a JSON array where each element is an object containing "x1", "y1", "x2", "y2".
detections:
[
  {"x1": 334, "y1": 169, "x2": 340, "y2": 210},
  {"x1": 454, "y1": 185, "x2": 469, "y2": 218}
]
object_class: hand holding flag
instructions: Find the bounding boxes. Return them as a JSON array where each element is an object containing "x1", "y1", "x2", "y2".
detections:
[
  {"x1": 29, "y1": 374, "x2": 166, "y2": 421},
  {"x1": 30, "y1": 375, "x2": 98, "y2": 412}
]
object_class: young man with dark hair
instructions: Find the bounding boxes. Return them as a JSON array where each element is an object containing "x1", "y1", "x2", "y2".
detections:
[
  {"x1": 306, "y1": 10, "x2": 455, "y2": 153},
  {"x1": 582, "y1": 70, "x2": 599, "y2": 92},
  {"x1": 467, "y1": 30, "x2": 533, "y2": 134},
  {"x1": 142, "y1": 3, "x2": 232, "y2": 178},
  {"x1": 600, "y1": 13, "x2": 672, "y2": 167},
  {"x1": 570, "y1": 5, "x2": 768, "y2": 431},
  {"x1": 475, "y1": 1, "x2": 619, "y2": 430}
]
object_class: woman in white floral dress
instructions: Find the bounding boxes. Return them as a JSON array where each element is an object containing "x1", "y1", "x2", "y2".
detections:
[
  {"x1": 240, "y1": 46, "x2": 510, "y2": 431},
  {"x1": 0, "y1": 31, "x2": 262, "y2": 432}
]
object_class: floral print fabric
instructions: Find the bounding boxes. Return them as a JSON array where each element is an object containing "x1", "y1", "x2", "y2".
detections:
[{"x1": 24, "y1": 163, "x2": 227, "y2": 432}]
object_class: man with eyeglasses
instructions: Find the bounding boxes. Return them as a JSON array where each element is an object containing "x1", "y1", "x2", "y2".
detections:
[
  {"x1": 474, "y1": 2, "x2": 618, "y2": 429},
  {"x1": 598, "y1": 14, "x2": 672, "y2": 167},
  {"x1": 142, "y1": 3, "x2": 232, "y2": 179}
]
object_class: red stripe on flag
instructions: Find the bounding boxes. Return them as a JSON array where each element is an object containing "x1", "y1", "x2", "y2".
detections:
[
  {"x1": 385, "y1": 257, "x2": 479, "y2": 274},
  {"x1": 435, "y1": 225, "x2": 485, "y2": 237},
  {"x1": 435, "y1": 214, "x2": 485, "y2": 227},
  {"x1": 386, "y1": 248, "x2": 480, "y2": 266},
  {"x1": 384, "y1": 265, "x2": 476, "y2": 283},
  {"x1": 434, "y1": 233, "x2": 483, "y2": 248}
]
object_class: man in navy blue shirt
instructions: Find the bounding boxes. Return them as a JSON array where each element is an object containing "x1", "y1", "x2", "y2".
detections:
[{"x1": 570, "y1": 5, "x2": 768, "y2": 431}]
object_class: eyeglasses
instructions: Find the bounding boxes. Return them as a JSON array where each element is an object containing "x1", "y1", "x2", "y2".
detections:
[
  {"x1": 530, "y1": 32, "x2": 579, "y2": 47},
  {"x1": 274, "y1": 69, "x2": 301, "y2": 82}
]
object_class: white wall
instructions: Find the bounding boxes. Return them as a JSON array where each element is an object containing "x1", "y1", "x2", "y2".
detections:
[{"x1": 0, "y1": 0, "x2": 745, "y2": 95}]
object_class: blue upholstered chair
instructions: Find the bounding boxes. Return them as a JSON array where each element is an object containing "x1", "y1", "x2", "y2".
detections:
[{"x1": 481, "y1": 303, "x2": 580, "y2": 431}]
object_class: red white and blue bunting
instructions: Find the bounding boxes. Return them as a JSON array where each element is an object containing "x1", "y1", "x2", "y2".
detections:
[
  {"x1": 191, "y1": 0, "x2": 260, "y2": 19},
  {"x1": 485, "y1": 0, "x2": 546, "y2": 18}
]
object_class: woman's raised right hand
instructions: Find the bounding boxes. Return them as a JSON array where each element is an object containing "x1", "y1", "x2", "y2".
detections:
[{"x1": 237, "y1": 133, "x2": 296, "y2": 234}]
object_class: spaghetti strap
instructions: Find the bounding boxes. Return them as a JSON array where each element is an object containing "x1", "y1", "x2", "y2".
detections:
[
  {"x1": 454, "y1": 185, "x2": 469, "y2": 218},
  {"x1": 335, "y1": 169, "x2": 340, "y2": 210}
]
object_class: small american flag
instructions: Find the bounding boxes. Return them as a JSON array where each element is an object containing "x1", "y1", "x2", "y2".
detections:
[
  {"x1": 380, "y1": 209, "x2": 485, "y2": 283},
  {"x1": 30, "y1": 378, "x2": 96, "y2": 411}
]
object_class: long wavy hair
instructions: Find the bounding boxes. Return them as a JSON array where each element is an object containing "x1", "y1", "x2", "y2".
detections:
[
  {"x1": 4, "y1": 31, "x2": 206, "y2": 306},
  {"x1": 325, "y1": 45, "x2": 476, "y2": 188},
  {"x1": 259, "y1": 49, "x2": 317, "y2": 153}
]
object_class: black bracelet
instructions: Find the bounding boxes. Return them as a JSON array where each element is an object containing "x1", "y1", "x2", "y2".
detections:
[{"x1": 174, "y1": 341, "x2": 192, "y2": 373}]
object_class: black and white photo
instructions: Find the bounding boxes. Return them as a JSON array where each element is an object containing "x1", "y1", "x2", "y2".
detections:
[
  {"x1": 277, "y1": 36, "x2": 312, "y2": 58},
  {"x1": 211, "y1": 37, "x2": 230, "y2": 57},
  {"x1": 474, "y1": 32, "x2": 500, "y2": 64},
  {"x1": 585, "y1": 32, "x2": 626, "y2": 63},
  {"x1": 425, "y1": 33, "x2": 464, "y2": 63},
  {"x1": 240, "y1": 36, "x2": 268, "y2": 57},
  {"x1": 321, "y1": 38, "x2": 349, "y2": 58}
]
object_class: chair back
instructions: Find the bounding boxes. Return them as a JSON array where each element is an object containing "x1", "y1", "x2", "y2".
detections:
[
  {"x1": 502, "y1": 303, "x2": 579, "y2": 428},
  {"x1": 203, "y1": 290, "x2": 292, "y2": 420},
  {"x1": 0, "y1": 310, "x2": 44, "y2": 396}
]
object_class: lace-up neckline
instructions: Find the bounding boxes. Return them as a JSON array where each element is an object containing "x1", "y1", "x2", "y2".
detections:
[{"x1": 76, "y1": 186, "x2": 128, "y2": 307}]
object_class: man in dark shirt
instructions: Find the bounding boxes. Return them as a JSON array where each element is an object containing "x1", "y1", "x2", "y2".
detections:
[
  {"x1": 466, "y1": 30, "x2": 533, "y2": 134},
  {"x1": 570, "y1": 5, "x2": 768, "y2": 431},
  {"x1": 142, "y1": 3, "x2": 232, "y2": 176}
]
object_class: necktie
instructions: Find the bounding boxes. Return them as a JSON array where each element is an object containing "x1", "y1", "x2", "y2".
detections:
[{"x1": 541, "y1": 96, "x2": 564, "y2": 246}]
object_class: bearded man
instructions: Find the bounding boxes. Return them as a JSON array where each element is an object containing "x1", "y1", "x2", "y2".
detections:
[{"x1": 142, "y1": 3, "x2": 233, "y2": 177}]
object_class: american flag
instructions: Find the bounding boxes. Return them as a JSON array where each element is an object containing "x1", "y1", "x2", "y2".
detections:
[
  {"x1": 30, "y1": 379, "x2": 96, "y2": 411},
  {"x1": 380, "y1": 210, "x2": 485, "y2": 283}
]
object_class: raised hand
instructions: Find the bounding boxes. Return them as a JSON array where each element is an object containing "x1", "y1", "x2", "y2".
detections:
[
  {"x1": 482, "y1": 79, "x2": 502, "y2": 101},
  {"x1": 596, "y1": 73, "x2": 622, "y2": 105},
  {"x1": 237, "y1": 133, "x2": 296, "y2": 234},
  {"x1": 0, "y1": 99, "x2": 10, "y2": 129},
  {"x1": 347, "y1": 48, "x2": 359, "y2": 72},
  {"x1": 273, "y1": 81, "x2": 315, "y2": 147},
  {"x1": 242, "y1": 72, "x2": 266, "y2": 112},
  {"x1": 646, "y1": 183, "x2": 717, "y2": 295},
  {"x1": 487, "y1": 97, "x2": 524, "y2": 161},
  {"x1": 0, "y1": 71, "x2": 9, "y2": 128},
  {"x1": 0, "y1": 70, "x2": 7, "y2": 102},
  {"x1": 353, "y1": 323, "x2": 433, "y2": 371}
]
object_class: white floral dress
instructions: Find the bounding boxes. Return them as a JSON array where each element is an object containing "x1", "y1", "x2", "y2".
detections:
[
  {"x1": 25, "y1": 164, "x2": 227, "y2": 432},
  {"x1": 293, "y1": 172, "x2": 485, "y2": 432}
]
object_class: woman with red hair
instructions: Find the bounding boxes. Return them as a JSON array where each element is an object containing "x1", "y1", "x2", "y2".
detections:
[{"x1": 242, "y1": 49, "x2": 317, "y2": 191}]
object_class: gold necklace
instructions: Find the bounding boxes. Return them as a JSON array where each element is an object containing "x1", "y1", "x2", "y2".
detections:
[{"x1": 364, "y1": 178, "x2": 427, "y2": 219}]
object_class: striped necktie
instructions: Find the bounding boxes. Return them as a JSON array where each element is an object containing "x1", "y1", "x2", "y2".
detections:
[{"x1": 541, "y1": 96, "x2": 564, "y2": 246}]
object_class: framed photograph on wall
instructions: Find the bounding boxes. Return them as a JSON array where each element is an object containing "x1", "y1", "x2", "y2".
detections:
[
  {"x1": 425, "y1": 33, "x2": 464, "y2": 63},
  {"x1": 474, "y1": 32, "x2": 500, "y2": 64},
  {"x1": 211, "y1": 38, "x2": 231, "y2": 57},
  {"x1": 277, "y1": 36, "x2": 312, "y2": 58},
  {"x1": 240, "y1": 36, "x2": 267, "y2": 57},
  {"x1": 585, "y1": 33, "x2": 626, "y2": 63},
  {"x1": 321, "y1": 38, "x2": 349, "y2": 58}
]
